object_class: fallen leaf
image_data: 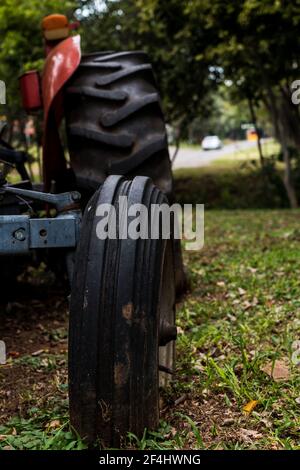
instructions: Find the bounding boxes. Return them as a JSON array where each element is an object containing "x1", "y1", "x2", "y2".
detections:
[
  {"x1": 8, "y1": 351, "x2": 20, "y2": 358},
  {"x1": 32, "y1": 349, "x2": 44, "y2": 357},
  {"x1": 227, "y1": 313, "x2": 237, "y2": 322},
  {"x1": 247, "y1": 267, "x2": 257, "y2": 274},
  {"x1": 47, "y1": 419, "x2": 61, "y2": 430},
  {"x1": 295, "y1": 397, "x2": 300, "y2": 404},
  {"x1": 174, "y1": 394, "x2": 187, "y2": 406},
  {"x1": 240, "y1": 428, "x2": 263, "y2": 442},
  {"x1": 261, "y1": 359, "x2": 290, "y2": 382},
  {"x1": 243, "y1": 301, "x2": 253, "y2": 310},
  {"x1": 243, "y1": 400, "x2": 258, "y2": 414},
  {"x1": 260, "y1": 418, "x2": 273, "y2": 429},
  {"x1": 238, "y1": 287, "x2": 246, "y2": 295},
  {"x1": 292, "y1": 340, "x2": 300, "y2": 350}
]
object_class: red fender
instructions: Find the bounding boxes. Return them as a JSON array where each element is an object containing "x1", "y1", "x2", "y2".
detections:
[{"x1": 42, "y1": 35, "x2": 81, "y2": 191}]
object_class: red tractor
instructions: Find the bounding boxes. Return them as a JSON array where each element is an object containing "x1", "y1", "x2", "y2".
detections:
[{"x1": 0, "y1": 14, "x2": 185, "y2": 446}]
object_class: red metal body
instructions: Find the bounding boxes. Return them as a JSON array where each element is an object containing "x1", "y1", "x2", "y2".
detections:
[
  {"x1": 41, "y1": 35, "x2": 81, "y2": 190},
  {"x1": 19, "y1": 71, "x2": 42, "y2": 113}
]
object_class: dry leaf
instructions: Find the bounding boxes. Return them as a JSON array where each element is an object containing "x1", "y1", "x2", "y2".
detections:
[
  {"x1": 8, "y1": 351, "x2": 20, "y2": 358},
  {"x1": 260, "y1": 418, "x2": 273, "y2": 429},
  {"x1": 32, "y1": 349, "x2": 44, "y2": 357},
  {"x1": 47, "y1": 419, "x2": 61, "y2": 430},
  {"x1": 243, "y1": 400, "x2": 258, "y2": 414},
  {"x1": 240, "y1": 428, "x2": 263, "y2": 442},
  {"x1": 292, "y1": 340, "x2": 300, "y2": 350},
  {"x1": 243, "y1": 301, "x2": 253, "y2": 310},
  {"x1": 238, "y1": 287, "x2": 246, "y2": 295},
  {"x1": 261, "y1": 359, "x2": 290, "y2": 382},
  {"x1": 247, "y1": 267, "x2": 257, "y2": 274},
  {"x1": 227, "y1": 313, "x2": 237, "y2": 322}
]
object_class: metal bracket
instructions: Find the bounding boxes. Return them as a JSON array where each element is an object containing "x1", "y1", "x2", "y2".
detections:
[
  {"x1": 0, "y1": 213, "x2": 81, "y2": 255},
  {"x1": 2, "y1": 186, "x2": 81, "y2": 212}
]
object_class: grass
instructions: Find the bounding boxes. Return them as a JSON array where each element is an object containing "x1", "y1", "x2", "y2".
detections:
[
  {"x1": 176, "y1": 209, "x2": 300, "y2": 449},
  {"x1": 1, "y1": 209, "x2": 300, "y2": 449},
  {"x1": 0, "y1": 410, "x2": 87, "y2": 450}
]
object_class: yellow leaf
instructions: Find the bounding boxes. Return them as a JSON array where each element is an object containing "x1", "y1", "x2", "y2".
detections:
[{"x1": 243, "y1": 400, "x2": 258, "y2": 414}]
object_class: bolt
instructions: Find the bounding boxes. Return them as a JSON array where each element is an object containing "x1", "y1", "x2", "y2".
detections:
[
  {"x1": 13, "y1": 228, "x2": 26, "y2": 241},
  {"x1": 71, "y1": 192, "x2": 81, "y2": 202}
]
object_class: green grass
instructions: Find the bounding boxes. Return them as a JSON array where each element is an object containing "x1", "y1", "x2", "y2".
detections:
[
  {"x1": 0, "y1": 398, "x2": 87, "y2": 450},
  {"x1": 1, "y1": 209, "x2": 300, "y2": 449},
  {"x1": 176, "y1": 209, "x2": 300, "y2": 449}
]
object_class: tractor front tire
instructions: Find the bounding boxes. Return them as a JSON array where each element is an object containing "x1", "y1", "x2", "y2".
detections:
[{"x1": 68, "y1": 175, "x2": 176, "y2": 446}]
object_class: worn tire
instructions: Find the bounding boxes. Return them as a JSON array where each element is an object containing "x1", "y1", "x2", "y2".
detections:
[
  {"x1": 69, "y1": 175, "x2": 176, "y2": 446},
  {"x1": 65, "y1": 51, "x2": 173, "y2": 198}
]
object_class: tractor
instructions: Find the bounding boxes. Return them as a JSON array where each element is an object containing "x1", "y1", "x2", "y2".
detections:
[{"x1": 0, "y1": 14, "x2": 185, "y2": 446}]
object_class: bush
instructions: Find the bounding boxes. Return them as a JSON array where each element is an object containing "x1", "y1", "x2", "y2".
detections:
[{"x1": 174, "y1": 165, "x2": 289, "y2": 209}]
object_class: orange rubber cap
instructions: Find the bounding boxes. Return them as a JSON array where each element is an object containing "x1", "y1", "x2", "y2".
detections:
[{"x1": 42, "y1": 14, "x2": 69, "y2": 31}]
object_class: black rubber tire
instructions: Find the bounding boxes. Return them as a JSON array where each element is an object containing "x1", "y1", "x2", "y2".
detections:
[
  {"x1": 64, "y1": 50, "x2": 187, "y2": 297},
  {"x1": 64, "y1": 51, "x2": 173, "y2": 198},
  {"x1": 69, "y1": 175, "x2": 176, "y2": 446}
]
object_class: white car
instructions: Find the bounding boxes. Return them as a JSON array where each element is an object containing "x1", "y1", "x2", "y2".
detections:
[{"x1": 201, "y1": 135, "x2": 222, "y2": 150}]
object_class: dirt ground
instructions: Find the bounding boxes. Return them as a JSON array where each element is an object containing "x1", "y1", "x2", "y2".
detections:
[{"x1": 0, "y1": 274, "x2": 69, "y2": 425}]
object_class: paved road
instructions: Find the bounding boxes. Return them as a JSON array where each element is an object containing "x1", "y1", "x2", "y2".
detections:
[{"x1": 170, "y1": 140, "x2": 258, "y2": 170}]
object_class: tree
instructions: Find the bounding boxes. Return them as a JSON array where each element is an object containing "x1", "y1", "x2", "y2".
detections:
[
  {"x1": 78, "y1": 0, "x2": 216, "y2": 152},
  {"x1": 0, "y1": 0, "x2": 77, "y2": 116},
  {"x1": 185, "y1": 0, "x2": 300, "y2": 207}
]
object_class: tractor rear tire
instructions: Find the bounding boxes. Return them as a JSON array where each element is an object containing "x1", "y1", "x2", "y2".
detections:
[
  {"x1": 65, "y1": 51, "x2": 173, "y2": 198},
  {"x1": 65, "y1": 50, "x2": 187, "y2": 298},
  {"x1": 68, "y1": 175, "x2": 176, "y2": 446}
]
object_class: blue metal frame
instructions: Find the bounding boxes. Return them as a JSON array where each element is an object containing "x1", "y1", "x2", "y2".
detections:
[
  {"x1": 0, "y1": 213, "x2": 81, "y2": 255},
  {"x1": 0, "y1": 188, "x2": 82, "y2": 256}
]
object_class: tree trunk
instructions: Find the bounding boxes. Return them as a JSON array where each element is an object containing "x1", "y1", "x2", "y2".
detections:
[
  {"x1": 279, "y1": 121, "x2": 298, "y2": 208},
  {"x1": 170, "y1": 119, "x2": 189, "y2": 165},
  {"x1": 171, "y1": 139, "x2": 181, "y2": 163},
  {"x1": 263, "y1": 86, "x2": 298, "y2": 208},
  {"x1": 248, "y1": 97, "x2": 265, "y2": 166}
]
